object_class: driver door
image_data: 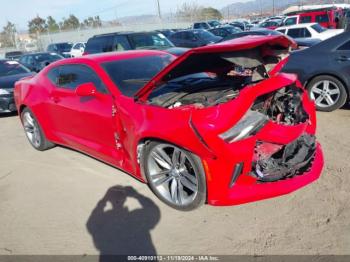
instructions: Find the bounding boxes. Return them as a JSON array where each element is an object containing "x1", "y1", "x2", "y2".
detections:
[{"x1": 46, "y1": 64, "x2": 124, "y2": 166}]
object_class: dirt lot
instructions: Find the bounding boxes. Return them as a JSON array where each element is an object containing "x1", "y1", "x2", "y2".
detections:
[{"x1": 0, "y1": 107, "x2": 349, "y2": 256}]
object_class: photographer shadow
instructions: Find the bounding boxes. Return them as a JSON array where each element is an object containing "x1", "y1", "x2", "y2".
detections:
[{"x1": 86, "y1": 186, "x2": 161, "y2": 261}]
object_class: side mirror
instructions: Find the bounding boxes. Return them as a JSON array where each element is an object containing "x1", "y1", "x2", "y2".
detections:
[{"x1": 76, "y1": 82, "x2": 98, "y2": 97}]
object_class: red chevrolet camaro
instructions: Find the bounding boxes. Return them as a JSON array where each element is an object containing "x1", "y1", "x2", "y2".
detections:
[{"x1": 14, "y1": 35, "x2": 324, "y2": 211}]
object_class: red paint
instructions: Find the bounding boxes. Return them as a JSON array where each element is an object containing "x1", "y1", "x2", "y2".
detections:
[{"x1": 14, "y1": 36, "x2": 324, "y2": 206}]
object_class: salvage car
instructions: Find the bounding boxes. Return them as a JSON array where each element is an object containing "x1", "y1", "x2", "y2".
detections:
[
  {"x1": 168, "y1": 29, "x2": 222, "y2": 48},
  {"x1": 19, "y1": 52, "x2": 64, "y2": 72},
  {"x1": 0, "y1": 60, "x2": 33, "y2": 113},
  {"x1": 14, "y1": 35, "x2": 324, "y2": 210},
  {"x1": 283, "y1": 32, "x2": 350, "y2": 111}
]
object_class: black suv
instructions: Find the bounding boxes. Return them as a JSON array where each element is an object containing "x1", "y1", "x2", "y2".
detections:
[{"x1": 84, "y1": 31, "x2": 184, "y2": 55}]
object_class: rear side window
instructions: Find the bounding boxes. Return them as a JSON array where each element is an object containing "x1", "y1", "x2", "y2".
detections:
[
  {"x1": 338, "y1": 41, "x2": 350, "y2": 51},
  {"x1": 85, "y1": 36, "x2": 113, "y2": 54},
  {"x1": 287, "y1": 28, "x2": 311, "y2": 38},
  {"x1": 113, "y1": 35, "x2": 131, "y2": 51},
  {"x1": 316, "y1": 14, "x2": 329, "y2": 23},
  {"x1": 300, "y1": 16, "x2": 312, "y2": 23},
  {"x1": 48, "y1": 64, "x2": 108, "y2": 93}
]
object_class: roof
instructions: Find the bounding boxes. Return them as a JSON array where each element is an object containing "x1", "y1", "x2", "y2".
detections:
[
  {"x1": 283, "y1": 4, "x2": 350, "y2": 15},
  {"x1": 92, "y1": 31, "x2": 158, "y2": 38},
  {"x1": 55, "y1": 50, "x2": 170, "y2": 65}
]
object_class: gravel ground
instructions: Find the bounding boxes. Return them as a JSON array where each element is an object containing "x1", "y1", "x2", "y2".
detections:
[{"x1": 0, "y1": 108, "x2": 349, "y2": 256}]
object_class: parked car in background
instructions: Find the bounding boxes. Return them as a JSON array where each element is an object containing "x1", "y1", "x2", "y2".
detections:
[
  {"x1": 14, "y1": 35, "x2": 323, "y2": 211},
  {"x1": 257, "y1": 20, "x2": 282, "y2": 30},
  {"x1": 70, "y1": 42, "x2": 86, "y2": 57},
  {"x1": 157, "y1": 29, "x2": 176, "y2": 38},
  {"x1": 276, "y1": 23, "x2": 344, "y2": 41},
  {"x1": 192, "y1": 20, "x2": 221, "y2": 29},
  {"x1": 47, "y1": 42, "x2": 73, "y2": 58},
  {"x1": 84, "y1": 31, "x2": 177, "y2": 55},
  {"x1": 168, "y1": 29, "x2": 222, "y2": 48},
  {"x1": 209, "y1": 25, "x2": 242, "y2": 38},
  {"x1": 0, "y1": 60, "x2": 33, "y2": 113},
  {"x1": 5, "y1": 51, "x2": 24, "y2": 61},
  {"x1": 19, "y1": 52, "x2": 64, "y2": 72},
  {"x1": 24, "y1": 42, "x2": 38, "y2": 53},
  {"x1": 228, "y1": 21, "x2": 246, "y2": 31},
  {"x1": 283, "y1": 32, "x2": 350, "y2": 111},
  {"x1": 218, "y1": 28, "x2": 293, "y2": 43},
  {"x1": 295, "y1": 38, "x2": 322, "y2": 48}
]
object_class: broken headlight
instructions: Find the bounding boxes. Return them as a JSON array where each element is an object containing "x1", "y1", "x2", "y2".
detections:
[{"x1": 219, "y1": 110, "x2": 268, "y2": 143}]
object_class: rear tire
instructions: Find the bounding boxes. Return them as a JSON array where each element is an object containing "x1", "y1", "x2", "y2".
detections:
[
  {"x1": 21, "y1": 108, "x2": 55, "y2": 151},
  {"x1": 307, "y1": 75, "x2": 347, "y2": 112},
  {"x1": 142, "y1": 141, "x2": 206, "y2": 211}
]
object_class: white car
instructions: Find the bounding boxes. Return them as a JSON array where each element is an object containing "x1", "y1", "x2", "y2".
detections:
[
  {"x1": 276, "y1": 23, "x2": 344, "y2": 41},
  {"x1": 70, "y1": 42, "x2": 86, "y2": 57}
]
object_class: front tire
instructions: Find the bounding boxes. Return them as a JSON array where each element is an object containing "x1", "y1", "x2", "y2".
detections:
[
  {"x1": 307, "y1": 75, "x2": 347, "y2": 112},
  {"x1": 142, "y1": 141, "x2": 206, "y2": 211},
  {"x1": 21, "y1": 108, "x2": 55, "y2": 151}
]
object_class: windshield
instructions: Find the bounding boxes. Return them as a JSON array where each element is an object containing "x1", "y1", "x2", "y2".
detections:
[
  {"x1": 57, "y1": 43, "x2": 73, "y2": 52},
  {"x1": 34, "y1": 53, "x2": 63, "y2": 62},
  {"x1": 208, "y1": 21, "x2": 221, "y2": 27},
  {"x1": 194, "y1": 30, "x2": 217, "y2": 40},
  {"x1": 0, "y1": 60, "x2": 30, "y2": 77},
  {"x1": 128, "y1": 33, "x2": 174, "y2": 50},
  {"x1": 311, "y1": 24, "x2": 327, "y2": 33},
  {"x1": 102, "y1": 54, "x2": 175, "y2": 97}
]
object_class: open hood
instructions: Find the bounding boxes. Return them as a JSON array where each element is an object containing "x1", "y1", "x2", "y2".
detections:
[{"x1": 135, "y1": 35, "x2": 297, "y2": 101}]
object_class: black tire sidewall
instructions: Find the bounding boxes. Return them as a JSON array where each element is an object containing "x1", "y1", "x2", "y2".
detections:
[
  {"x1": 307, "y1": 75, "x2": 347, "y2": 112},
  {"x1": 142, "y1": 141, "x2": 207, "y2": 211}
]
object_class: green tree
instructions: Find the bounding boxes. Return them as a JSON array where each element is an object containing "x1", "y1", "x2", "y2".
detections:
[
  {"x1": 28, "y1": 16, "x2": 47, "y2": 37},
  {"x1": 46, "y1": 16, "x2": 59, "y2": 32},
  {"x1": 200, "y1": 7, "x2": 223, "y2": 20},
  {"x1": 83, "y1": 16, "x2": 102, "y2": 28},
  {"x1": 61, "y1": 14, "x2": 80, "y2": 30},
  {"x1": 0, "y1": 21, "x2": 17, "y2": 47}
]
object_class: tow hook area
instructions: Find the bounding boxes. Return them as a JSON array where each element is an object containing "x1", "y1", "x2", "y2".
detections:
[{"x1": 252, "y1": 134, "x2": 317, "y2": 182}]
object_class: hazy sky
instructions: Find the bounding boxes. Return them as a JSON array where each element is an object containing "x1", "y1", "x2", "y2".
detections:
[{"x1": 0, "y1": 0, "x2": 245, "y2": 30}]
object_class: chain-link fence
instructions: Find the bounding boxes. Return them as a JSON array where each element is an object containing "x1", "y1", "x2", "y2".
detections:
[{"x1": 37, "y1": 21, "x2": 192, "y2": 51}]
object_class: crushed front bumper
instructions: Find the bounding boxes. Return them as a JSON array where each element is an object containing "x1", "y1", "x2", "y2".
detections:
[{"x1": 206, "y1": 142, "x2": 323, "y2": 206}]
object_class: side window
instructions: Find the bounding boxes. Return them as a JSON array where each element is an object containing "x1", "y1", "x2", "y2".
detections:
[
  {"x1": 277, "y1": 29, "x2": 286, "y2": 34},
  {"x1": 284, "y1": 17, "x2": 297, "y2": 26},
  {"x1": 47, "y1": 67, "x2": 59, "y2": 85},
  {"x1": 300, "y1": 16, "x2": 312, "y2": 23},
  {"x1": 338, "y1": 41, "x2": 350, "y2": 50},
  {"x1": 27, "y1": 56, "x2": 34, "y2": 65},
  {"x1": 114, "y1": 36, "x2": 131, "y2": 51},
  {"x1": 56, "y1": 65, "x2": 108, "y2": 93},
  {"x1": 316, "y1": 14, "x2": 329, "y2": 23},
  {"x1": 302, "y1": 28, "x2": 311, "y2": 37},
  {"x1": 19, "y1": 56, "x2": 27, "y2": 65},
  {"x1": 193, "y1": 23, "x2": 200, "y2": 29},
  {"x1": 287, "y1": 28, "x2": 302, "y2": 38},
  {"x1": 183, "y1": 32, "x2": 193, "y2": 40}
]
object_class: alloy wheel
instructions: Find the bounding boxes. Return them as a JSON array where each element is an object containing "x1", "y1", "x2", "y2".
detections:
[
  {"x1": 310, "y1": 80, "x2": 341, "y2": 108},
  {"x1": 147, "y1": 144, "x2": 199, "y2": 207},
  {"x1": 23, "y1": 111, "x2": 41, "y2": 148}
]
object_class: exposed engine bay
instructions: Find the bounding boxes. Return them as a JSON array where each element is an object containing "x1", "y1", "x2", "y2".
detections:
[
  {"x1": 148, "y1": 44, "x2": 290, "y2": 109},
  {"x1": 252, "y1": 134, "x2": 317, "y2": 182},
  {"x1": 251, "y1": 85, "x2": 309, "y2": 125}
]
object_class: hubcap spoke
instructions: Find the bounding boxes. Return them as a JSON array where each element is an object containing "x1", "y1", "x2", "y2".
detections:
[
  {"x1": 323, "y1": 80, "x2": 330, "y2": 91},
  {"x1": 329, "y1": 88, "x2": 340, "y2": 95},
  {"x1": 312, "y1": 87, "x2": 322, "y2": 94},
  {"x1": 152, "y1": 149, "x2": 172, "y2": 170},
  {"x1": 325, "y1": 95, "x2": 334, "y2": 106},
  {"x1": 154, "y1": 174, "x2": 172, "y2": 187},
  {"x1": 147, "y1": 144, "x2": 199, "y2": 206}
]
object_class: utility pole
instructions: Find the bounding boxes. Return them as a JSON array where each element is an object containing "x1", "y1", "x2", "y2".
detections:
[
  {"x1": 156, "y1": 0, "x2": 162, "y2": 20},
  {"x1": 272, "y1": 0, "x2": 275, "y2": 16}
]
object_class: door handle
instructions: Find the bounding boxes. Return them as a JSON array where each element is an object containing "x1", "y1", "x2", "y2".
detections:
[{"x1": 336, "y1": 56, "x2": 350, "y2": 62}]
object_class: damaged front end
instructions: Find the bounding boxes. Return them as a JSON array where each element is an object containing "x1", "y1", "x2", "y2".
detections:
[{"x1": 252, "y1": 134, "x2": 317, "y2": 182}]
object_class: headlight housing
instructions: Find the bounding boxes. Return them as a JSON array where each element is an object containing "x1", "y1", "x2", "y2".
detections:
[
  {"x1": 219, "y1": 110, "x2": 268, "y2": 143},
  {"x1": 0, "y1": 89, "x2": 11, "y2": 95}
]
